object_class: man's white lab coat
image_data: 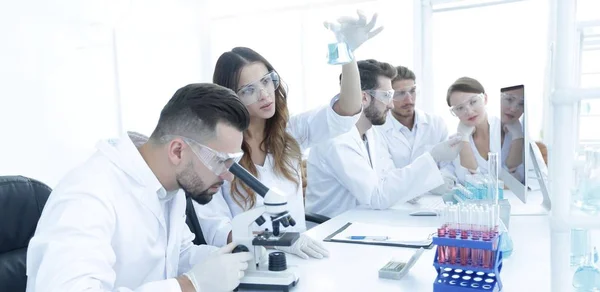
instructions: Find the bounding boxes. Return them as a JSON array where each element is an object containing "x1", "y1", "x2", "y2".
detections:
[
  {"x1": 192, "y1": 99, "x2": 361, "y2": 246},
  {"x1": 305, "y1": 126, "x2": 445, "y2": 218},
  {"x1": 377, "y1": 109, "x2": 448, "y2": 168},
  {"x1": 26, "y1": 133, "x2": 216, "y2": 292}
]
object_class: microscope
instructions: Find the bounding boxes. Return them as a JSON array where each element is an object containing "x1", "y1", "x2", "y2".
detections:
[{"x1": 228, "y1": 162, "x2": 301, "y2": 292}]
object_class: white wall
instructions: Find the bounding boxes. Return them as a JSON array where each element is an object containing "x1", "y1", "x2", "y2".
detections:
[
  {"x1": 0, "y1": 1, "x2": 120, "y2": 187},
  {"x1": 0, "y1": 0, "x2": 209, "y2": 187}
]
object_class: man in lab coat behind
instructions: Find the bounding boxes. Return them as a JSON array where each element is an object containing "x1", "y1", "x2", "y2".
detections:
[
  {"x1": 305, "y1": 60, "x2": 463, "y2": 218},
  {"x1": 27, "y1": 83, "x2": 253, "y2": 292},
  {"x1": 377, "y1": 66, "x2": 456, "y2": 195}
]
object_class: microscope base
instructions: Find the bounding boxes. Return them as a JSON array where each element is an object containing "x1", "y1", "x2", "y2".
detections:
[{"x1": 236, "y1": 266, "x2": 300, "y2": 292}]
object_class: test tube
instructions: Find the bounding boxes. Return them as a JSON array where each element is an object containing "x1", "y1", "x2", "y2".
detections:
[
  {"x1": 471, "y1": 206, "x2": 481, "y2": 267},
  {"x1": 448, "y1": 205, "x2": 458, "y2": 265},
  {"x1": 488, "y1": 152, "x2": 500, "y2": 204},
  {"x1": 460, "y1": 205, "x2": 471, "y2": 266},
  {"x1": 437, "y1": 204, "x2": 447, "y2": 264},
  {"x1": 482, "y1": 204, "x2": 493, "y2": 269}
]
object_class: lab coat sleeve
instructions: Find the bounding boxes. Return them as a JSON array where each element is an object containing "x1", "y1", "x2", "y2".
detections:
[
  {"x1": 177, "y1": 223, "x2": 219, "y2": 274},
  {"x1": 26, "y1": 191, "x2": 181, "y2": 292},
  {"x1": 192, "y1": 189, "x2": 233, "y2": 247},
  {"x1": 288, "y1": 97, "x2": 361, "y2": 151},
  {"x1": 324, "y1": 143, "x2": 445, "y2": 209}
]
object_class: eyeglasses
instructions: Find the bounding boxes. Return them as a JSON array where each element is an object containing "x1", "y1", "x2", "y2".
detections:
[
  {"x1": 236, "y1": 71, "x2": 280, "y2": 106},
  {"x1": 365, "y1": 89, "x2": 395, "y2": 105},
  {"x1": 162, "y1": 135, "x2": 243, "y2": 176},
  {"x1": 501, "y1": 93, "x2": 524, "y2": 111},
  {"x1": 449, "y1": 93, "x2": 485, "y2": 116},
  {"x1": 393, "y1": 85, "x2": 419, "y2": 101}
]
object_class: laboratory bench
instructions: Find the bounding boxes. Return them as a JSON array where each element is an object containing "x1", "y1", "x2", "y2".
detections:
[{"x1": 245, "y1": 190, "x2": 553, "y2": 291}]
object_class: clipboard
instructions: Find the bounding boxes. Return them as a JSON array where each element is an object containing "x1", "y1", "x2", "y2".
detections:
[{"x1": 323, "y1": 222, "x2": 434, "y2": 249}]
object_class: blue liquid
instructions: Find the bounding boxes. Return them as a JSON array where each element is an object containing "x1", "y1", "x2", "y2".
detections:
[
  {"x1": 573, "y1": 265, "x2": 600, "y2": 291},
  {"x1": 327, "y1": 42, "x2": 353, "y2": 65},
  {"x1": 572, "y1": 229, "x2": 590, "y2": 266},
  {"x1": 499, "y1": 234, "x2": 514, "y2": 258}
]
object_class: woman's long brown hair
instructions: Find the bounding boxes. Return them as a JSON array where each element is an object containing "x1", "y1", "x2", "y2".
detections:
[{"x1": 213, "y1": 47, "x2": 302, "y2": 210}]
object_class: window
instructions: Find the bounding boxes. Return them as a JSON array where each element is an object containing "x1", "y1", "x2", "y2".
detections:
[{"x1": 431, "y1": 0, "x2": 549, "y2": 140}]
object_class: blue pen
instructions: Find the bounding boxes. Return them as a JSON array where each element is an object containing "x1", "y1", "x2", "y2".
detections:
[{"x1": 348, "y1": 236, "x2": 389, "y2": 240}]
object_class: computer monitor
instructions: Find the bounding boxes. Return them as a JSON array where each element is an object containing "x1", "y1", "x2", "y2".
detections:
[{"x1": 499, "y1": 85, "x2": 527, "y2": 202}]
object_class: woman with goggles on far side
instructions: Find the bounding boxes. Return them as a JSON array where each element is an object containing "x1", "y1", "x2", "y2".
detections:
[
  {"x1": 192, "y1": 11, "x2": 384, "y2": 260},
  {"x1": 442, "y1": 77, "x2": 525, "y2": 184}
]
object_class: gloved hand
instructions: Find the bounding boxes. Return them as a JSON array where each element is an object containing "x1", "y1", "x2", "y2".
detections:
[
  {"x1": 324, "y1": 10, "x2": 384, "y2": 51},
  {"x1": 456, "y1": 122, "x2": 475, "y2": 142},
  {"x1": 430, "y1": 173, "x2": 457, "y2": 195},
  {"x1": 276, "y1": 234, "x2": 330, "y2": 260},
  {"x1": 429, "y1": 134, "x2": 463, "y2": 163},
  {"x1": 184, "y1": 242, "x2": 252, "y2": 292},
  {"x1": 503, "y1": 121, "x2": 524, "y2": 140}
]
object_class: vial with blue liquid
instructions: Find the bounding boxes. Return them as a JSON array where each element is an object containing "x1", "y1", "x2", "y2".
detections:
[
  {"x1": 325, "y1": 23, "x2": 354, "y2": 65},
  {"x1": 572, "y1": 234, "x2": 600, "y2": 291}
]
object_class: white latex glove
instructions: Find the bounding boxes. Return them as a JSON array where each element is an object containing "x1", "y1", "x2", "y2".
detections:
[
  {"x1": 456, "y1": 122, "x2": 475, "y2": 142},
  {"x1": 184, "y1": 242, "x2": 252, "y2": 292},
  {"x1": 430, "y1": 173, "x2": 457, "y2": 195},
  {"x1": 503, "y1": 121, "x2": 524, "y2": 140},
  {"x1": 429, "y1": 134, "x2": 464, "y2": 163},
  {"x1": 276, "y1": 234, "x2": 330, "y2": 260},
  {"x1": 324, "y1": 10, "x2": 384, "y2": 51}
]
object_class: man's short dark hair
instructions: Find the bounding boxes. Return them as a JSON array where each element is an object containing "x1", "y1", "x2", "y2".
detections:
[
  {"x1": 339, "y1": 60, "x2": 396, "y2": 90},
  {"x1": 393, "y1": 66, "x2": 416, "y2": 82},
  {"x1": 149, "y1": 83, "x2": 250, "y2": 143}
]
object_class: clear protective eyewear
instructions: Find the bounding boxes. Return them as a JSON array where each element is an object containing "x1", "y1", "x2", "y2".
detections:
[
  {"x1": 365, "y1": 89, "x2": 395, "y2": 105},
  {"x1": 393, "y1": 85, "x2": 419, "y2": 101},
  {"x1": 449, "y1": 93, "x2": 485, "y2": 117},
  {"x1": 162, "y1": 135, "x2": 243, "y2": 176},
  {"x1": 236, "y1": 71, "x2": 280, "y2": 106},
  {"x1": 500, "y1": 93, "x2": 524, "y2": 111}
]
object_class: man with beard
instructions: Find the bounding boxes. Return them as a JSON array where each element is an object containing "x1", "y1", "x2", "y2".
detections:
[
  {"x1": 305, "y1": 60, "x2": 463, "y2": 218},
  {"x1": 27, "y1": 83, "x2": 253, "y2": 292},
  {"x1": 377, "y1": 66, "x2": 456, "y2": 195}
]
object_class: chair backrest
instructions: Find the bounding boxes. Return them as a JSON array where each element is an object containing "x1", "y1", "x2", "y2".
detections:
[
  {"x1": 0, "y1": 176, "x2": 51, "y2": 292},
  {"x1": 185, "y1": 196, "x2": 207, "y2": 246}
]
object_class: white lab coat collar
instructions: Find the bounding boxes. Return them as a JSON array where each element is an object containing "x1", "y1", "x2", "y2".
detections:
[
  {"x1": 348, "y1": 126, "x2": 379, "y2": 170},
  {"x1": 380, "y1": 109, "x2": 430, "y2": 149},
  {"x1": 97, "y1": 133, "x2": 171, "y2": 227}
]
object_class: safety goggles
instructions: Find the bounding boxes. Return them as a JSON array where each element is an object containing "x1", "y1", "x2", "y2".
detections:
[
  {"x1": 162, "y1": 136, "x2": 244, "y2": 176},
  {"x1": 449, "y1": 93, "x2": 485, "y2": 117},
  {"x1": 365, "y1": 89, "x2": 395, "y2": 105},
  {"x1": 236, "y1": 71, "x2": 280, "y2": 106},
  {"x1": 501, "y1": 93, "x2": 524, "y2": 111},
  {"x1": 393, "y1": 85, "x2": 419, "y2": 101}
]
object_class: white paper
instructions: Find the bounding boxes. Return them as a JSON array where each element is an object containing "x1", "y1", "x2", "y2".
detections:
[{"x1": 332, "y1": 222, "x2": 434, "y2": 245}]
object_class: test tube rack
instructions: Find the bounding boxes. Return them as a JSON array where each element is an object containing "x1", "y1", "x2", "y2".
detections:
[{"x1": 432, "y1": 233, "x2": 503, "y2": 291}]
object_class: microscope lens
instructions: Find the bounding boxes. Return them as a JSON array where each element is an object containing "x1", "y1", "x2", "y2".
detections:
[
  {"x1": 272, "y1": 223, "x2": 280, "y2": 236},
  {"x1": 289, "y1": 217, "x2": 296, "y2": 226},
  {"x1": 281, "y1": 217, "x2": 290, "y2": 228}
]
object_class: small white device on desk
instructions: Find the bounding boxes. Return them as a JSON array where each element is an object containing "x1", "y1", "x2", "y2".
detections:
[{"x1": 228, "y1": 163, "x2": 300, "y2": 292}]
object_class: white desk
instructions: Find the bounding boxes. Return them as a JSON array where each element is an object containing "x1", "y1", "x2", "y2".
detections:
[{"x1": 268, "y1": 209, "x2": 551, "y2": 292}]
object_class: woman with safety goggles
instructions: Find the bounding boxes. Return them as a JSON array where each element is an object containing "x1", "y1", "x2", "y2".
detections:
[
  {"x1": 442, "y1": 77, "x2": 525, "y2": 183},
  {"x1": 193, "y1": 12, "x2": 383, "y2": 260}
]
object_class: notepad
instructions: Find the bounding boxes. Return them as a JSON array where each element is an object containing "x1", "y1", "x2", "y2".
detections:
[{"x1": 323, "y1": 222, "x2": 434, "y2": 249}]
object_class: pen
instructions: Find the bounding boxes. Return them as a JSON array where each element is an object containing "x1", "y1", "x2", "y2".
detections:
[{"x1": 348, "y1": 236, "x2": 389, "y2": 240}]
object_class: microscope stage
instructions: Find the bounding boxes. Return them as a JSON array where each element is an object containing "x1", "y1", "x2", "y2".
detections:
[{"x1": 252, "y1": 231, "x2": 300, "y2": 247}]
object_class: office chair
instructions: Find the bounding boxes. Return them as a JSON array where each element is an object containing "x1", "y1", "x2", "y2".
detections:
[
  {"x1": 185, "y1": 196, "x2": 208, "y2": 245},
  {"x1": 301, "y1": 160, "x2": 330, "y2": 225},
  {"x1": 0, "y1": 176, "x2": 52, "y2": 292}
]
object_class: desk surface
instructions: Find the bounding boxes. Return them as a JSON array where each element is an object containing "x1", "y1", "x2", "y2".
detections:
[{"x1": 283, "y1": 209, "x2": 551, "y2": 292}]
